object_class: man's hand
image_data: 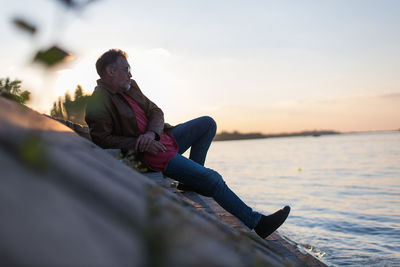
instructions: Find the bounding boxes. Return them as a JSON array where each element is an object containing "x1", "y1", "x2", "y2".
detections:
[
  {"x1": 144, "y1": 140, "x2": 167, "y2": 154},
  {"x1": 135, "y1": 132, "x2": 166, "y2": 154}
]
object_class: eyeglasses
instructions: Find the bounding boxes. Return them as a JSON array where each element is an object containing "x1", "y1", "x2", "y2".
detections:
[{"x1": 115, "y1": 67, "x2": 131, "y2": 74}]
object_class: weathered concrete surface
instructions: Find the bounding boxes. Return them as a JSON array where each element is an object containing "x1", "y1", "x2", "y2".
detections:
[
  {"x1": 146, "y1": 173, "x2": 327, "y2": 267},
  {"x1": 0, "y1": 97, "x2": 327, "y2": 267}
]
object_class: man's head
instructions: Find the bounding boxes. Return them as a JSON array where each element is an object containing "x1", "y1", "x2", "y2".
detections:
[{"x1": 96, "y1": 49, "x2": 132, "y2": 91}]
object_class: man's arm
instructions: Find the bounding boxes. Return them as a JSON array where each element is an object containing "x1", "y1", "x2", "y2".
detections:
[{"x1": 85, "y1": 89, "x2": 166, "y2": 155}]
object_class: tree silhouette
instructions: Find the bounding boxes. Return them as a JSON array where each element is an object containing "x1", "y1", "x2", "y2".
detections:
[
  {"x1": 51, "y1": 97, "x2": 65, "y2": 118},
  {"x1": 74, "y1": 85, "x2": 84, "y2": 100},
  {"x1": 50, "y1": 85, "x2": 89, "y2": 125},
  {"x1": 0, "y1": 77, "x2": 30, "y2": 105}
]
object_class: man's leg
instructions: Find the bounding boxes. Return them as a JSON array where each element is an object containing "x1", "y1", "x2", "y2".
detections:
[
  {"x1": 170, "y1": 116, "x2": 216, "y2": 166},
  {"x1": 164, "y1": 153, "x2": 262, "y2": 229},
  {"x1": 167, "y1": 117, "x2": 290, "y2": 237}
]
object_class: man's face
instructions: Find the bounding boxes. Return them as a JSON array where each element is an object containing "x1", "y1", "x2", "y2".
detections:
[{"x1": 111, "y1": 56, "x2": 132, "y2": 91}]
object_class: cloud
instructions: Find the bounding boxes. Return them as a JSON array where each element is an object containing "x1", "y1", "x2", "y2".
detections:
[
  {"x1": 145, "y1": 48, "x2": 172, "y2": 58},
  {"x1": 379, "y1": 92, "x2": 400, "y2": 99}
]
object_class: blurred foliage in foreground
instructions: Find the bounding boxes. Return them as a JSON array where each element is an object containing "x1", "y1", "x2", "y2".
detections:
[
  {"x1": 51, "y1": 85, "x2": 89, "y2": 125},
  {"x1": 33, "y1": 46, "x2": 72, "y2": 68},
  {"x1": 12, "y1": 17, "x2": 71, "y2": 68},
  {"x1": 0, "y1": 78, "x2": 30, "y2": 105},
  {"x1": 19, "y1": 133, "x2": 48, "y2": 171},
  {"x1": 12, "y1": 0, "x2": 97, "y2": 68}
]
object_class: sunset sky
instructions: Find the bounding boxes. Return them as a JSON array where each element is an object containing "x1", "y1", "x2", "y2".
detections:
[{"x1": 1, "y1": 0, "x2": 399, "y2": 133}]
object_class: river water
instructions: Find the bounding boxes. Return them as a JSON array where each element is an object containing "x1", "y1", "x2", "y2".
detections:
[{"x1": 205, "y1": 131, "x2": 400, "y2": 266}]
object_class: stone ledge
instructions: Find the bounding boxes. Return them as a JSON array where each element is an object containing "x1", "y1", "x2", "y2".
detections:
[
  {"x1": 0, "y1": 96, "x2": 327, "y2": 267},
  {"x1": 142, "y1": 171, "x2": 327, "y2": 267}
]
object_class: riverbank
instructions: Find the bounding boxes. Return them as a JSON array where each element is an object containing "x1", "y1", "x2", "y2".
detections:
[
  {"x1": 214, "y1": 130, "x2": 340, "y2": 141},
  {"x1": 0, "y1": 96, "x2": 327, "y2": 266}
]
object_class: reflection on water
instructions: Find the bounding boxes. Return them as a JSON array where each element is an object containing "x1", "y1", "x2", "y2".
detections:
[{"x1": 206, "y1": 132, "x2": 400, "y2": 267}]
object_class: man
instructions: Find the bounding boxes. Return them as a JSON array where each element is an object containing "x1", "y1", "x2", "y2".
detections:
[{"x1": 85, "y1": 49, "x2": 290, "y2": 239}]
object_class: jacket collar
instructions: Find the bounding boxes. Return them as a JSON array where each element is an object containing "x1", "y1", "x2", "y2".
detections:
[
  {"x1": 97, "y1": 79, "x2": 119, "y2": 95},
  {"x1": 97, "y1": 79, "x2": 135, "y2": 95},
  {"x1": 97, "y1": 79, "x2": 138, "y2": 100}
]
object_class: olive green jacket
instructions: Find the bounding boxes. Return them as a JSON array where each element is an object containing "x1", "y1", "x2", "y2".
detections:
[{"x1": 85, "y1": 79, "x2": 173, "y2": 154}]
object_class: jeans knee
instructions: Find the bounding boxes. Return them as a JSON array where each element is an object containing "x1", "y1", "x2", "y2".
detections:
[{"x1": 201, "y1": 116, "x2": 217, "y2": 136}]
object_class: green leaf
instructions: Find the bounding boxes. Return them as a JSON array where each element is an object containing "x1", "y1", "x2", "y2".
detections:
[
  {"x1": 55, "y1": 0, "x2": 98, "y2": 10},
  {"x1": 33, "y1": 46, "x2": 71, "y2": 67},
  {"x1": 12, "y1": 18, "x2": 37, "y2": 35},
  {"x1": 19, "y1": 91, "x2": 31, "y2": 104},
  {"x1": 56, "y1": 0, "x2": 77, "y2": 8},
  {"x1": 19, "y1": 133, "x2": 48, "y2": 170}
]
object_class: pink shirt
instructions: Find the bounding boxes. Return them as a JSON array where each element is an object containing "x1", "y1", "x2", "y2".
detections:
[{"x1": 123, "y1": 93, "x2": 178, "y2": 171}]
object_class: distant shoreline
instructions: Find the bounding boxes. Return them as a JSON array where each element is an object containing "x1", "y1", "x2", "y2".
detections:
[
  {"x1": 214, "y1": 129, "x2": 399, "y2": 142},
  {"x1": 214, "y1": 130, "x2": 340, "y2": 141}
]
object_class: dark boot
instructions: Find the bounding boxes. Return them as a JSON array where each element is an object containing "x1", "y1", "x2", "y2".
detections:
[{"x1": 254, "y1": 206, "x2": 290, "y2": 238}]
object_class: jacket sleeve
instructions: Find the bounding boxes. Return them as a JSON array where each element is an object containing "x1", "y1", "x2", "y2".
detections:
[
  {"x1": 132, "y1": 80, "x2": 165, "y2": 140},
  {"x1": 85, "y1": 90, "x2": 138, "y2": 151}
]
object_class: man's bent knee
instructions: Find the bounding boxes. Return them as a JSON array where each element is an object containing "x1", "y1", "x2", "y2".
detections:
[{"x1": 200, "y1": 116, "x2": 217, "y2": 136}]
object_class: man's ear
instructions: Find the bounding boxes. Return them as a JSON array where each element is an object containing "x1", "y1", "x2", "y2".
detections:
[{"x1": 105, "y1": 65, "x2": 114, "y2": 77}]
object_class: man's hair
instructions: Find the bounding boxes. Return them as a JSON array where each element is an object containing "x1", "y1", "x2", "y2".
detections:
[{"x1": 96, "y1": 49, "x2": 128, "y2": 78}]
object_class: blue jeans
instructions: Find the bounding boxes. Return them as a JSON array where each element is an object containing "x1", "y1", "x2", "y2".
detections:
[{"x1": 164, "y1": 116, "x2": 262, "y2": 229}]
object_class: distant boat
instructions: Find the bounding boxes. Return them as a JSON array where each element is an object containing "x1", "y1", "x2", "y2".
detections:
[{"x1": 312, "y1": 133, "x2": 321, "y2": 137}]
